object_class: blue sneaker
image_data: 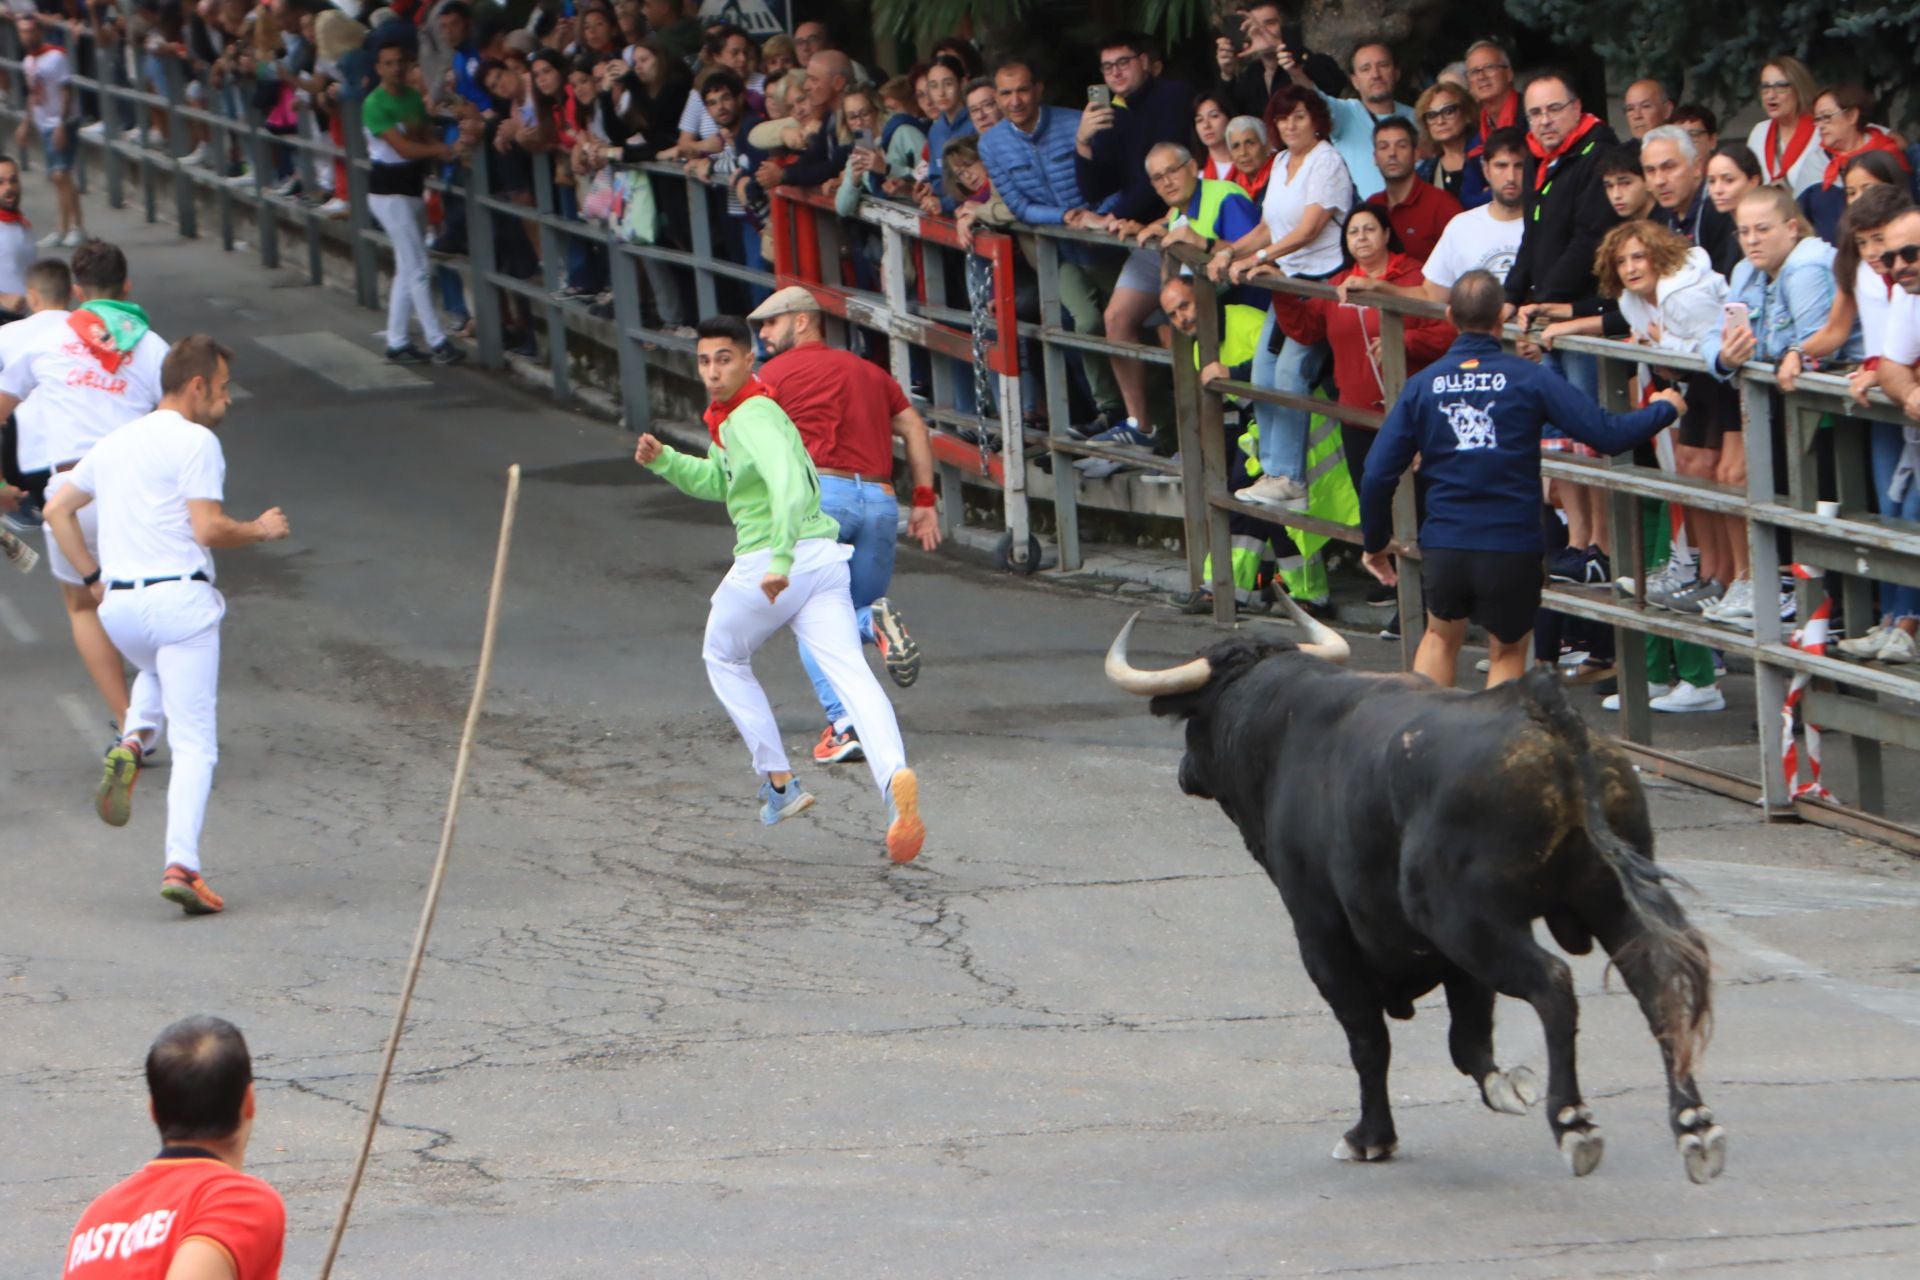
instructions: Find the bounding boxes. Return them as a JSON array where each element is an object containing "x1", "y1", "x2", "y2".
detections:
[
  {"x1": 1, "y1": 501, "x2": 44, "y2": 533},
  {"x1": 758, "y1": 778, "x2": 816, "y2": 826},
  {"x1": 1075, "y1": 420, "x2": 1155, "y2": 476}
]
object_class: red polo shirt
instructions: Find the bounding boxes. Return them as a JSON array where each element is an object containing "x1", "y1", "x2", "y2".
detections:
[
  {"x1": 757, "y1": 342, "x2": 910, "y2": 479},
  {"x1": 1366, "y1": 178, "x2": 1463, "y2": 265},
  {"x1": 65, "y1": 1150, "x2": 284, "y2": 1279}
]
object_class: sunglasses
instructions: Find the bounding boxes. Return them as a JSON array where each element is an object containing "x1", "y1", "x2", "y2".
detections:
[
  {"x1": 1878, "y1": 244, "x2": 1920, "y2": 270},
  {"x1": 1422, "y1": 103, "x2": 1461, "y2": 122}
]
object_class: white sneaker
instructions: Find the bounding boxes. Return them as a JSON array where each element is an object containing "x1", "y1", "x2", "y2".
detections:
[
  {"x1": 1602, "y1": 683, "x2": 1673, "y2": 711},
  {"x1": 1241, "y1": 474, "x2": 1309, "y2": 509},
  {"x1": 319, "y1": 197, "x2": 350, "y2": 217},
  {"x1": 1650, "y1": 681, "x2": 1727, "y2": 713},
  {"x1": 1837, "y1": 625, "x2": 1889, "y2": 657},
  {"x1": 1704, "y1": 577, "x2": 1754, "y2": 622},
  {"x1": 79, "y1": 120, "x2": 106, "y2": 141},
  {"x1": 37, "y1": 229, "x2": 64, "y2": 249},
  {"x1": 1876, "y1": 628, "x2": 1918, "y2": 664},
  {"x1": 180, "y1": 143, "x2": 208, "y2": 167},
  {"x1": 60, "y1": 229, "x2": 86, "y2": 248}
]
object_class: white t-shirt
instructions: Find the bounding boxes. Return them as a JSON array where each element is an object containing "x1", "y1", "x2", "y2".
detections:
[
  {"x1": 0, "y1": 220, "x2": 33, "y2": 298},
  {"x1": 24, "y1": 45, "x2": 72, "y2": 132},
  {"x1": 1744, "y1": 117, "x2": 1829, "y2": 197},
  {"x1": 1260, "y1": 140, "x2": 1352, "y2": 278},
  {"x1": 1422, "y1": 205, "x2": 1526, "y2": 288},
  {"x1": 65, "y1": 410, "x2": 226, "y2": 582},
  {"x1": 0, "y1": 308, "x2": 70, "y2": 474},
  {"x1": 1881, "y1": 288, "x2": 1920, "y2": 367},
  {"x1": 1855, "y1": 261, "x2": 1895, "y2": 359},
  {"x1": 0, "y1": 318, "x2": 169, "y2": 468}
]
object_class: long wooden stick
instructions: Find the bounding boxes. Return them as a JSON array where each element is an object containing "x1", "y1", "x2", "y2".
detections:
[{"x1": 317, "y1": 464, "x2": 521, "y2": 1279}]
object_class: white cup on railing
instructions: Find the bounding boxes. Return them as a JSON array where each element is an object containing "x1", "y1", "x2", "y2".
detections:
[{"x1": 1815, "y1": 500, "x2": 1841, "y2": 519}]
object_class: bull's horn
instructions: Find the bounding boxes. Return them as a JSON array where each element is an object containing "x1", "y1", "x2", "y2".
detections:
[
  {"x1": 1105, "y1": 612, "x2": 1213, "y2": 696},
  {"x1": 1275, "y1": 590, "x2": 1351, "y2": 664}
]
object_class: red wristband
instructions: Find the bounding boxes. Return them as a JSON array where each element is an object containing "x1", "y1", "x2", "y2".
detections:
[{"x1": 912, "y1": 485, "x2": 937, "y2": 510}]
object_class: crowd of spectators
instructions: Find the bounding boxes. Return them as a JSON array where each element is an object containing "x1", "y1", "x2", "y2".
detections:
[{"x1": 14, "y1": 2, "x2": 1920, "y2": 684}]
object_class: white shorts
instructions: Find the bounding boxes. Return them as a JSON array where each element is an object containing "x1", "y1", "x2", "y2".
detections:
[{"x1": 43, "y1": 470, "x2": 100, "y2": 588}]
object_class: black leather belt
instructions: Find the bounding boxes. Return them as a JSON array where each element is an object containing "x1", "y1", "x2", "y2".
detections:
[{"x1": 108, "y1": 571, "x2": 210, "y2": 590}]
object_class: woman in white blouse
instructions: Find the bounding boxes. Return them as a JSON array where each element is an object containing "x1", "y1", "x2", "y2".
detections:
[
  {"x1": 1743, "y1": 55, "x2": 1827, "y2": 195},
  {"x1": 1204, "y1": 85, "x2": 1354, "y2": 508}
]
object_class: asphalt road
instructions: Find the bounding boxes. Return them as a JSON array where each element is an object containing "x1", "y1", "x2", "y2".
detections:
[{"x1": 4, "y1": 192, "x2": 1920, "y2": 1278}]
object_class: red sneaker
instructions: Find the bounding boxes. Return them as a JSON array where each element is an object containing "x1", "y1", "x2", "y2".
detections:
[
  {"x1": 160, "y1": 864, "x2": 225, "y2": 915},
  {"x1": 812, "y1": 724, "x2": 865, "y2": 764}
]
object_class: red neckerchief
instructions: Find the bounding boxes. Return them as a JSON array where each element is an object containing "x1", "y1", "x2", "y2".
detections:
[
  {"x1": 1526, "y1": 113, "x2": 1602, "y2": 189},
  {"x1": 1762, "y1": 114, "x2": 1816, "y2": 184},
  {"x1": 0, "y1": 206, "x2": 28, "y2": 229},
  {"x1": 1469, "y1": 90, "x2": 1518, "y2": 156},
  {"x1": 702, "y1": 375, "x2": 771, "y2": 447},
  {"x1": 1821, "y1": 127, "x2": 1910, "y2": 189},
  {"x1": 66, "y1": 310, "x2": 131, "y2": 373},
  {"x1": 1231, "y1": 153, "x2": 1275, "y2": 197}
]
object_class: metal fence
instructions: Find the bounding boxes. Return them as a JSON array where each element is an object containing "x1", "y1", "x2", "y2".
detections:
[{"x1": 6, "y1": 30, "x2": 1917, "y2": 849}]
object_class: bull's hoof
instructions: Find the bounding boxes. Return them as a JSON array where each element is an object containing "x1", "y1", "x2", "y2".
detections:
[
  {"x1": 1331, "y1": 1136, "x2": 1398, "y2": 1162},
  {"x1": 1480, "y1": 1065, "x2": 1540, "y2": 1116},
  {"x1": 1551, "y1": 1113, "x2": 1597, "y2": 1182},
  {"x1": 1677, "y1": 1107, "x2": 1727, "y2": 1184}
]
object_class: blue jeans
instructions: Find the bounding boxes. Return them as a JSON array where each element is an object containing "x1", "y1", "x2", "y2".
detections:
[
  {"x1": 1546, "y1": 347, "x2": 1599, "y2": 401},
  {"x1": 1252, "y1": 308, "x2": 1326, "y2": 481},
  {"x1": 797, "y1": 475, "x2": 899, "y2": 727},
  {"x1": 1871, "y1": 421, "x2": 1920, "y2": 621},
  {"x1": 727, "y1": 214, "x2": 771, "y2": 310}
]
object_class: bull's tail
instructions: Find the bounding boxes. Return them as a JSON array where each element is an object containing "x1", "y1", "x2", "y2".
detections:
[{"x1": 1522, "y1": 672, "x2": 1714, "y2": 1078}]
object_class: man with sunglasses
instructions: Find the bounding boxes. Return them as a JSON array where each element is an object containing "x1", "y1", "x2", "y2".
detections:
[{"x1": 1876, "y1": 211, "x2": 1920, "y2": 423}]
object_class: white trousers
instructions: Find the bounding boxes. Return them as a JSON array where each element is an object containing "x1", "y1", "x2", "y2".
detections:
[
  {"x1": 368, "y1": 192, "x2": 445, "y2": 351},
  {"x1": 97, "y1": 581, "x2": 224, "y2": 872},
  {"x1": 702, "y1": 539, "x2": 907, "y2": 803}
]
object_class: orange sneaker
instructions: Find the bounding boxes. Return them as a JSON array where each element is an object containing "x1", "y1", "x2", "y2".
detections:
[
  {"x1": 96, "y1": 741, "x2": 141, "y2": 827},
  {"x1": 884, "y1": 767, "x2": 925, "y2": 864},
  {"x1": 812, "y1": 724, "x2": 864, "y2": 764},
  {"x1": 160, "y1": 864, "x2": 225, "y2": 915}
]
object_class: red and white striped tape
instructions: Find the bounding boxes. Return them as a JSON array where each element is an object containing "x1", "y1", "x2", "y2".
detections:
[{"x1": 1780, "y1": 565, "x2": 1833, "y2": 800}]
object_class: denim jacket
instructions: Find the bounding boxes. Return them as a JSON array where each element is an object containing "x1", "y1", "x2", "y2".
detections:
[{"x1": 1727, "y1": 235, "x2": 1859, "y2": 365}]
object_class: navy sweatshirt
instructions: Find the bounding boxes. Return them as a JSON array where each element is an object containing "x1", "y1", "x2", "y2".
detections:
[
  {"x1": 1360, "y1": 333, "x2": 1677, "y2": 554},
  {"x1": 1074, "y1": 74, "x2": 1194, "y2": 224}
]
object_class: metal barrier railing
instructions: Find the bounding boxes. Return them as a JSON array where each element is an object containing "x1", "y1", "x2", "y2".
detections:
[{"x1": 9, "y1": 29, "x2": 1916, "y2": 846}]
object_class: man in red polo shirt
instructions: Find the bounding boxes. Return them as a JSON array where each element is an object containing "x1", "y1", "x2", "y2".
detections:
[
  {"x1": 1366, "y1": 117, "x2": 1461, "y2": 263},
  {"x1": 64, "y1": 1016, "x2": 284, "y2": 1279},
  {"x1": 750, "y1": 286, "x2": 942, "y2": 765}
]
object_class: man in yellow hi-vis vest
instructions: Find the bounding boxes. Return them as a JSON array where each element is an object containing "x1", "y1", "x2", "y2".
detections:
[{"x1": 1160, "y1": 276, "x2": 1359, "y2": 611}]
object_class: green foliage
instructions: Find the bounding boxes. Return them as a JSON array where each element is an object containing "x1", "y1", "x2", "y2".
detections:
[
  {"x1": 1504, "y1": 0, "x2": 1920, "y2": 123},
  {"x1": 871, "y1": 0, "x2": 1213, "y2": 51}
]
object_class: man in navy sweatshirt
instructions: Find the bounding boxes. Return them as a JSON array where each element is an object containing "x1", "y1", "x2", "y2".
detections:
[{"x1": 1359, "y1": 271, "x2": 1686, "y2": 689}]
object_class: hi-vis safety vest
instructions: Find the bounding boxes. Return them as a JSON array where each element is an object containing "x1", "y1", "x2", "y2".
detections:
[{"x1": 1168, "y1": 178, "x2": 1250, "y2": 243}]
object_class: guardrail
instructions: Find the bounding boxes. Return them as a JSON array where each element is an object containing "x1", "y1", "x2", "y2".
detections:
[{"x1": 7, "y1": 28, "x2": 1916, "y2": 849}]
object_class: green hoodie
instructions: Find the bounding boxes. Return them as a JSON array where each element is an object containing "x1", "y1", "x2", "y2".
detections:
[{"x1": 646, "y1": 390, "x2": 838, "y2": 576}]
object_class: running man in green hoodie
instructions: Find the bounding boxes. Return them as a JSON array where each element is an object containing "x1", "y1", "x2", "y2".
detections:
[
  {"x1": 0, "y1": 240, "x2": 168, "y2": 743},
  {"x1": 634, "y1": 315, "x2": 926, "y2": 863}
]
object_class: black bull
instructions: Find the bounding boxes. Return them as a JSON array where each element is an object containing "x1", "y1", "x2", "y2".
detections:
[{"x1": 1107, "y1": 610, "x2": 1727, "y2": 1183}]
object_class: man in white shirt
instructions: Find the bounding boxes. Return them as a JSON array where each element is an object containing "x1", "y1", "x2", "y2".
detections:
[
  {"x1": 43, "y1": 336, "x2": 290, "y2": 915},
  {"x1": 0, "y1": 240, "x2": 168, "y2": 731},
  {"x1": 0, "y1": 154, "x2": 36, "y2": 311},
  {"x1": 1875, "y1": 210, "x2": 1920, "y2": 420},
  {"x1": 11, "y1": 14, "x2": 86, "y2": 247},
  {"x1": 0, "y1": 255, "x2": 71, "y2": 534},
  {"x1": 1343, "y1": 126, "x2": 1529, "y2": 304}
]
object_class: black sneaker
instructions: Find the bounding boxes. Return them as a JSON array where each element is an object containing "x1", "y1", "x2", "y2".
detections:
[
  {"x1": 1547, "y1": 545, "x2": 1590, "y2": 584},
  {"x1": 430, "y1": 342, "x2": 466, "y2": 366},
  {"x1": 1364, "y1": 580, "x2": 1396, "y2": 606},
  {"x1": 386, "y1": 344, "x2": 428, "y2": 365},
  {"x1": 1582, "y1": 547, "x2": 1612, "y2": 585}
]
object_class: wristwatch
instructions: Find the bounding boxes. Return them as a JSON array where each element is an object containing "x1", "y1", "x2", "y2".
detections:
[{"x1": 82, "y1": 568, "x2": 101, "y2": 586}]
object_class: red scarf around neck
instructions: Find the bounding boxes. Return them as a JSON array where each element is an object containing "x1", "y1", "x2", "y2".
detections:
[
  {"x1": 702, "y1": 375, "x2": 771, "y2": 446},
  {"x1": 1478, "y1": 89, "x2": 1518, "y2": 145},
  {"x1": 0, "y1": 206, "x2": 27, "y2": 229},
  {"x1": 1762, "y1": 114, "x2": 1816, "y2": 183},
  {"x1": 1820, "y1": 127, "x2": 1910, "y2": 189},
  {"x1": 1526, "y1": 113, "x2": 1602, "y2": 188}
]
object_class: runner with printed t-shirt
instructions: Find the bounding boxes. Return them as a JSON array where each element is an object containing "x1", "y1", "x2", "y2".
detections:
[
  {"x1": 45, "y1": 337, "x2": 289, "y2": 915},
  {"x1": 0, "y1": 241, "x2": 168, "y2": 736},
  {"x1": 0, "y1": 256, "x2": 70, "y2": 531},
  {"x1": 363, "y1": 41, "x2": 470, "y2": 365},
  {"x1": 63, "y1": 1016, "x2": 285, "y2": 1279}
]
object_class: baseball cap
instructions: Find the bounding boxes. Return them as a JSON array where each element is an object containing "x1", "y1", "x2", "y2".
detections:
[{"x1": 747, "y1": 286, "x2": 822, "y2": 321}]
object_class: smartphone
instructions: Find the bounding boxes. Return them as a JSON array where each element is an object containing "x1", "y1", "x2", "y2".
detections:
[
  {"x1": 1723, "y1": 301, "x2": 1751, "y2": 331},
  {"x1": 853, "y1": 127, "x2": 875, "y2": 149},
  {"x1": 1087, "y1": 86, "x2": 1112, "y2": 110}
]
